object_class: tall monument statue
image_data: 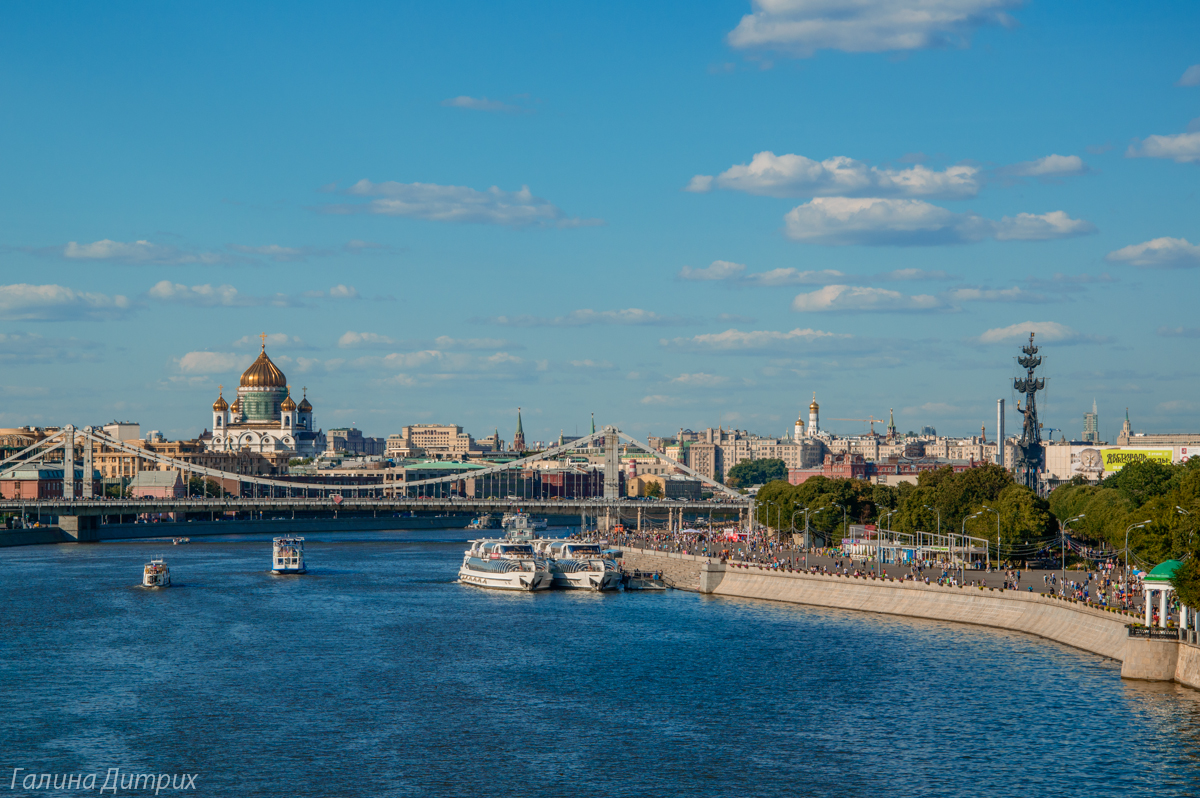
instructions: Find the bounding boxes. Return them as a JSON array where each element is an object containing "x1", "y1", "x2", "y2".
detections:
[{"x1": 1012, "y1": 332, "x2": 1045, "y2": 490}]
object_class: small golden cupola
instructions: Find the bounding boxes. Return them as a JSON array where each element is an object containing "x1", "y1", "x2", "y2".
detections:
[
  {"x1": 213, "y1": 385, "x2": 229, "y2": 412},
  {"x1": 297, "y1": 387, "x2": 313, "y2": 413},
  {"x1": 281, "y1": 387, "x2": 297, "y2": 412}
]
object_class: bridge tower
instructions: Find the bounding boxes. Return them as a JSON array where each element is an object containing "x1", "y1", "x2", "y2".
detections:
[
  {"x1": 82, "y1": 427, "x2": 94, "y2": 498},
  {"x1": 603, "y1": 425, "x2": 620, "y2": 501},
  {"x1": 1012, "y1": 332, "x2": 1046, "y2": 491},
  {"x1": 63, "y1": 424, "x2": 75, "y2": 500}
]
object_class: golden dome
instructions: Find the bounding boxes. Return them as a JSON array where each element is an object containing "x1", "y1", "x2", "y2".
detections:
[
  {"x1": 795, "y1": 416, "x2": 805, "y2": 427},
  {"x1": 809, "y1": 392, "x2": 819, "y2": 412},
  {"x1": 230, "y1": 395, "x2": 241, "y2": 413},
  {"x1": 212, "y1": 387, "x2": 229, "y2": 412},
  {"x1": 281, "y1": 388, "x2": 296, "y2": 412},
  {"x1": 297, "y1": 387, "x2": 312, "y2": 412},
  {"x1": 240, "y1": 346, "x2": 287, "y2": 389}
]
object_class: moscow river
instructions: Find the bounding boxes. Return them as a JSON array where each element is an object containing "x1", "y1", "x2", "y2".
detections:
[{"x1": 3, "y1": 528, "x2": 1200, "y2": 797}]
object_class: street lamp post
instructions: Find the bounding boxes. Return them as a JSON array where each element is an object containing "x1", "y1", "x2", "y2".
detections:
[
  {"x1": 1062, "y1": 513, "x2": 1085, "y2": 594},
  {"x1": 1125, "y1": 520, "x2": 1152, "y2": 611},
  {"x1": 877, "y1": 510, "x2": 897, "y2": 577},
  {"x1": 963, "y1": 511, "x2": 983, "y2": 584}
]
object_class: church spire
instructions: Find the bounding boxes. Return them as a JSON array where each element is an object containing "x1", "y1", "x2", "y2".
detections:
[
  {"x1": 591, "y1": 412, "x2": 595, "y2": 434},
  {"x1": 512, "y1": 407, "x2": 526, "y2": 453}
]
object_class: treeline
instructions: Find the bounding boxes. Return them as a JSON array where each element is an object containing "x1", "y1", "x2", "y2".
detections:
[
  {"x1": 754, "y1": 463, "x2": 1052, "y2": 552},
  {"x1": 1048, "y1": 458, "x2": 1200, "y2": 565}
]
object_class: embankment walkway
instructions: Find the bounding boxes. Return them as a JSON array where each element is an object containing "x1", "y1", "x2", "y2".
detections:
[{"x1": 617, "y1": 546, "x2": 1200, "y2": 689}]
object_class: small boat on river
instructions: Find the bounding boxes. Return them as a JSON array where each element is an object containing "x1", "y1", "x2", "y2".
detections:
[
  {"x1": 272, "y1": 536, "x2": 307, "y2": 574},
  {"x1": 535, "y1": 540, "x2": 622, "y2": 591},
  {"x1": 142, "y1": 557, "x2": 171, "y2": 588}
]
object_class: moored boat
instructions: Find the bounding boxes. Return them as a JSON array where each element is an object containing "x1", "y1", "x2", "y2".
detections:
[
  {"x1": 142, "y1": 557, "x2": 171, "y2": 588},
  {"x1": 458, "y1": 539, "x2": 552, "y2": 591},
  {"x1": 535, "y1": 540, "x2": 622, "y2": 591},
  {"x1": 272, "y1": 536, "x2": 307, "y2": 574}
]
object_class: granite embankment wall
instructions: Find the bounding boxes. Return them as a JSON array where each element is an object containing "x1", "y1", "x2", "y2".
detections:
[{"x1": 617, "y1": 547, "x2": 1200, "y2": 685}]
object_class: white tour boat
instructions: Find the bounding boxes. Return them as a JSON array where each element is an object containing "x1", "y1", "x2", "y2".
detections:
[
  {"x1": 272, "y1": 536, "x2": 307, "y2": 574},
  {"x1": 535, "y1": 540, "x2": 622, "y2": 591},
  {"x1": 458, "y1": 539, "x2": 552, "y2": 591},
  {"x1": 142, "y1": 557, "x2": 171, "y2": 588}
]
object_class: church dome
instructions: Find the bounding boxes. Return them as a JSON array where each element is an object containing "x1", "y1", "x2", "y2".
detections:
[
  {"x1": 212, "y1": 390, "x2": 229, "y2": 412},
  {"x1": 809, "y1": 393, "x2": 819, "y2": 412},
  {"x1": 297, "y1": 389, "x2": 312, "y2": 412},
  {"x1": 240, "y1": 346, "x2": 287, "y2": 389},
  {"x1": 281, "y1": 390, "x2": 296, "y2": 412}
]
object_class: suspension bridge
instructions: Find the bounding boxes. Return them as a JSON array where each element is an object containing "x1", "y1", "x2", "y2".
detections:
[{"x1": 0, "y1": 424, "x2": 755, "y2": 542}]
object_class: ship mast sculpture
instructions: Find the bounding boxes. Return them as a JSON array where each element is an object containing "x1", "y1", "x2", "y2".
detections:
[{"x1": 1012, "y1": 332, "x2": 1045, "y2": 491}]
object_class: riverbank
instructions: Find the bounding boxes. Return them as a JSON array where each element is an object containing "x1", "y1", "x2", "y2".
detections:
[{"x1": 617, "y1": 546, "x2": 1200, "y2": 687}]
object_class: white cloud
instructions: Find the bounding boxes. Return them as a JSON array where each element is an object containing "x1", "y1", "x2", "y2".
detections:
[
  {"x1": 1127, "y1": 127, "x2": 1200, "y2": 163},
  {"x1": 679, "y1": 262, "x2": 954, "y2": 286},
  {"x1": 661, "y1": 327, "x2": 850, "y2": 353},
  {"x1": 999, "y1": 154, "x2": 1089, "y2": 179},
  {"x1": 62, "y1": 239, "x2": 227, "y2": 265},
  {"x1": 727, "y1": 0, "x2": 1022, "y2": 58},
  {"x1": 993, "y1": 211, "x2": 1096, "y2": 241},
  {"x1": 1177, "y1": 65, "x2": 1200, "y2": 87},
  {"x1": 678, "y1": 260, "x2": 747, "y2": 280},
  {"x1": 323, "y1": 179, "x2": 601, "y2": 229},
  {"x1": 784, "y1": 197, "x2": 992, "y2": 245},
  {"x1": 791, "y1": 285, "x2": 943, "y2": 312},
  {"x1": 1106, "y1": 237, "x2": 1200, "y2": 269},
  {"x1": 338, "y1": 331, "x2": 397, "y2": 349},
  {"x1": 0, "y1": 283, "x2": 131, "y2": 321},
  {"x1": 147, "y1": 280, "x2": 245, "y2": 307},
  {"x1": 640, "y1": 395, "x2": 684, "y2": 406},
  {"x1": 974, "y1": 321, "x2": 1107, "y2": 346},
  {"x1": 671, "y1": 373, "x2": 728, "y2": 386},
  {"x1": 441, "y1": 96, "x2": 525, "y2": 114},
  {"x1": 490, "y1": 308, "x2": 682, "y2": 326},
  {"x1": 945, "y1": 286, "x2": 1046, "y2": 302},
  {"x1": 177, "y1": 351, "x2": 252, "y2": 374},
  {"x1": 228, "y1": 244, "x2": 312, "y2": 261},
  {"x1": 784, "y1": 198, "x2": 1094, "y2": 246},
  {"x1": 232, "y1": 333, "x2": 308, "y2": 349},
  {"x1": 569, "y1": 359, "x2": 616, "y2": 370},
  {"x1": 688, "y1": 152, "x2": 980, "y2": 199},
  {"x1": 304, "y1": 285, "x2": 360, "y2": 299}
]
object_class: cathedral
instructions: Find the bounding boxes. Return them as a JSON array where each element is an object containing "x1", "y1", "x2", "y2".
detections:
[{"x1": 204, "y1": 338, "x2": 326, "y2": 457}]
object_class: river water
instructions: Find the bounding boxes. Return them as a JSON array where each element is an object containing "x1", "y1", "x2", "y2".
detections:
[{"x1": 3, "y1": 528, "x2": 1200, "y2": 797}]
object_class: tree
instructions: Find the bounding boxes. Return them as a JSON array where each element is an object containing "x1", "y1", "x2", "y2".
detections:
[
  {"x1": 1101, "y1": 459, "x2": 1178, "y2": 507},
  {"x1": 726, "y1": 458, "x2": 786, "y2": 488},
  {"x1": 1172, "y1": 557, "x2": 1200, "y2": 610},
  {"x1": 644, "y1": 481, "x2": 664, "y2": 499}
]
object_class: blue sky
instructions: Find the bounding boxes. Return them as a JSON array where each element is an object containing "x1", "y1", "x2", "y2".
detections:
[{"x1": 1, "y1": 1, "x2": 1198, "y2": 444}]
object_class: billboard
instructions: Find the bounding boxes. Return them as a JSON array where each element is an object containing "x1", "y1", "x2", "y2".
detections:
[{"x1": 1067, "y1": 446, "x2": 1173, "y2": 480}]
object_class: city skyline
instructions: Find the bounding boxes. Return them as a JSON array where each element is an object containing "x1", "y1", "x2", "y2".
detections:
[{"x1": 1, "y1": 2, "x2": 1198, "y2": 441}]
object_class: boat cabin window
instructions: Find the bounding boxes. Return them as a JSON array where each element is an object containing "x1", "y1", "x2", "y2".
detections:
[{"x1": 499, "y1": 545, "x2": 534, "y2": 555}]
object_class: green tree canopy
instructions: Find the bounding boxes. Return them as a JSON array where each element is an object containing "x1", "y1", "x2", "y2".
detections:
[{"x1": 727, "y1": 458, "x2": 786, "y2": 488}]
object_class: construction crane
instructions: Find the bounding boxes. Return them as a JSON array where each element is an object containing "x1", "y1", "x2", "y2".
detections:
[{"x1": 828, "y1": 416, "x2": 889, "y2": 435}]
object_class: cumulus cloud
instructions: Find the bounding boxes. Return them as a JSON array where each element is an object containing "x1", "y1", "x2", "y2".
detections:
[
  {"x1": 1106, "y1": 237, "x2": 1200, "y2": 269},
  {"x1": 791, "y1": 285, "x2": 943, "y2": 312},
  {"x1": 783, "y1": 197, "x2": 1094, "y2": 246},
  {"x1": 678, "y1": 260, "x2": 748, "y2": 281},
  {"x1": 687, "y1": 152, "x2": 980, "y2": 199},
  {"x1": 679, "y1": 261, "x2": 955, "y2": 285},
  {"x1": 62, "y1": 239, "x2": 228, "y2": 265},
  {"x1": 177, "y1": 351, "x2": 253, "y2": 374},
  {"x1": 944, "y1": 286, "x2": 1047, "y2": 303},
  {"x1": 321, "y1": 179, "x2": 601, "y2": 229},
  {"x1": 1127, "y1": 126, "x2": 1200, "y2": 163},
  {"x1": 0, "y1": 283, "x2": 131, "y2": 321},
  {"x1": 973, "y1": 321, "x2": 1108, "y2": 346},
  {"x1": 997, "y1": 154, "x2": 1090, "y2": 179},
  {"x1": 490, "y1": 308, "x2": 683, "y2": 327},
  {"x1": 338, "y1": 331, "x2": 396, "y2": 349},
  {"x1": 993, "y1": 211, "x2": 1097, "y2": 241},
  {"x1": 440, "y1": 95, "x2": 528, "y2": 114},
  {"x1": 1178, "y1": 65, "x2": 1200, "y2": 87},
  {"x1": 727, "y1": 0, "x2": 1022, "y2": 58},
  {"x1": 661, "y1": 327, "x2": 851, "y2": 353},
  {"x1": 147, "y1": 280, "x2": 246, "y2": 307}
]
